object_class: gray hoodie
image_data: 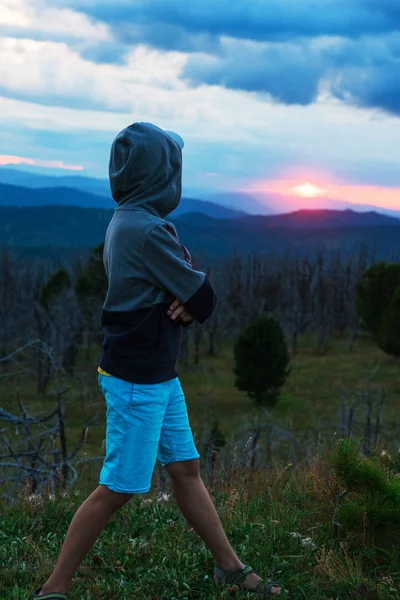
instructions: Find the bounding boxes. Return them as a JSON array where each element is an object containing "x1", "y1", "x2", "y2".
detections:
[{"x1": 98, "y1": 122, "x2": 217, "y2": 384}]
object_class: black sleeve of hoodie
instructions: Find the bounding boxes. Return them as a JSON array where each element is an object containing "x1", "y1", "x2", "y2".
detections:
[{"x1": 182, "y1": 275, "x2": 217, "y2": 324}]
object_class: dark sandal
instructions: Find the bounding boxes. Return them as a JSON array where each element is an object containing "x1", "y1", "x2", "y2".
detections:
[
  {"x1": 214, "y1": 564, "x2": 283, "y2": 597},
  {"x1": 32, "y1": 586, "x2": 68, "y2": 599}
]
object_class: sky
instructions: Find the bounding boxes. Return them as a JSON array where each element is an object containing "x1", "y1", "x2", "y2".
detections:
[{"x1": 1, "y1": 0, "x2": 400, "y2": 211}]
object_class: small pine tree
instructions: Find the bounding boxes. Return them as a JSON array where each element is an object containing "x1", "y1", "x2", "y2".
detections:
[
  {"x1": 39, "y1": 267, "x2": 71, "y2": 310},
  {"x1": 333, "y1": 438, "x2": 400, "y2": 549},
  {"x1": 75, "y1": 243, "x2": 107, "y2": 302},
  {"x1": 233, "y1": 315, "x2": 290, "y2": 406},
  {"x1": 356, "y1": 262, "x2": 400, "y2": 357}
]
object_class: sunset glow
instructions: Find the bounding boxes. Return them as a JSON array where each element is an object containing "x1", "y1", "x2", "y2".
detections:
[
  {"x1": 292, "y1": 183, "x2": 327, "y2": 198},
  {"x1": 0, "y1": 155, "x2": 84, "y2": 171},
  {"x1": 246, "y1": 178, "x2": 400, "y2": 211}
]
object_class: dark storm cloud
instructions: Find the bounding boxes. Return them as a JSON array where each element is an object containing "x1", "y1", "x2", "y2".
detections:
[
  {"x1": 54, "y1": 0, "x2": 400, "y2": 116},
  {"x1": 63, "y1": 0, "x2": 400, "y2": 46},
  {"x1": 332, "y1": 63, "x2": 400, "y2": 115},
  {"x1": 7, "y1": 0, "x2": 400, "y2": 117},
  {"x1": 184, "y1": 42, "x2": 324, "y2": 106},
  {"x1": 184, "y1": 34, "x2": 400, "y2": 115}
]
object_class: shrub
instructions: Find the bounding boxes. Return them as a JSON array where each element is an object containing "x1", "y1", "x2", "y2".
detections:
[
  {"x1": 39, "y1": 267, "x2": 71, "y2": 309},
  {"x1": 356, "y1": 262, "x2": 400, "y2": 357},
  {"x1": 233, "y1": 315, "x2": 290, "y2": 406},
  {"x1": 75, "y1": 243, "x2": 107, "y2": 302}
]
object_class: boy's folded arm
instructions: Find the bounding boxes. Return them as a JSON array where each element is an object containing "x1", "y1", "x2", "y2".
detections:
[
  {"x1": 143, "y1": 223, "x2": 217, "y2": 323},
  {"x1": 182, "y1": 275, "x2": 217, "y2": 324}
]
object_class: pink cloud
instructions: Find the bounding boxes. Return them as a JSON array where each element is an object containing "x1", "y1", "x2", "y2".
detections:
[{"x1": 0, "y1": 155, "x2": 84, "y2": 171}]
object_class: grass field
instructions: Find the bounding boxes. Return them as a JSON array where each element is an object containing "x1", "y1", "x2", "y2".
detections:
[
  {"x1": 1, "y1": 335, "x2": 400, "y2": 599},
  {"x1": 3, "y1": 335, "x2": 397, "y2": 470}
]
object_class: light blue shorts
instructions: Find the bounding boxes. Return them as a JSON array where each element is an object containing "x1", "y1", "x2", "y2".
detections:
[{"x1": 97, "y1": 373, "x2": 200, "y2": 494}]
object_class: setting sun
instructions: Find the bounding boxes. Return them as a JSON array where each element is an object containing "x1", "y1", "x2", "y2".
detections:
[{"x1": 292, "y1": 182, "x2": 326, "y2": 198}]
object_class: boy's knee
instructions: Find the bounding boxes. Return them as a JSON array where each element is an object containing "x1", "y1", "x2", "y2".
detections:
[
  {"x1": 166, "y1": 458, "x2": 200, "y2": 481},
  {"x1": 98, "y1": 485, "x2": 133, "y2": 510}
]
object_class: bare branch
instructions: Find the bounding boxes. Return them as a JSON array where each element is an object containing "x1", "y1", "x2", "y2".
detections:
[{"x1": 0, "y1": 339, "x2": 42, "y2": 363}]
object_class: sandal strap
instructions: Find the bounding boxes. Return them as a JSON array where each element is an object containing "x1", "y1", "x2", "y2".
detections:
[
  {"x1": 214, "y1": 564, "x2": 255, "y2": 585},
  {"x1": 256, "y1": 580, "x2": 281, "y2": 598},
  {"x1": 32, "y1": 586, "x2": 68, "y2": 599}
]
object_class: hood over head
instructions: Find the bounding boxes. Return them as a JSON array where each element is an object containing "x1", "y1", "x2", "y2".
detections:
[{"x1": 109, "y1": 122, "x2": 183, "y2": 218}]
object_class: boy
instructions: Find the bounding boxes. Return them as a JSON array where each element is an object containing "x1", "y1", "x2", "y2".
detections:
[{"x1": 32, "y1": 122, "x2": 283, "y2": 598}]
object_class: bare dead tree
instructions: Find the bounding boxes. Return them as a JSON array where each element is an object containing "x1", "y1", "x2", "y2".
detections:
[
  {"x1": 193, "y1": 321, "x2": 202, "y2": 365},
  {"x1": 206, "y1": 313, "x2": 219, "y2": 356},
  {"x1": 0, "y1": 340, "x2": 100, "y2": 502},
  {"x1": 0, "y1": 245, "x2": 385, "y2": 374},
  {"x1": 278, "y1": 254, "x2": 315, "y2": 354},
  {"x1": 180, "y1": 328, "x2": 189, "y2": 367},
  {"x1": 361, "y1": 385, "x2": 386, "y2": 457},
  {"x1": 213, "y1": 247, "x2": 376, "y2": 354},
  {"x1": 249, "y1": 426, "x2": 262, "y2": 471},
  {"x1": 315, "y1": 250, "x2": 332, "y2": 353},
  {"x1": 0, "y1": 396, "x2": 99, "y2": 501},
  {"x1": 338, "y1": 372, "x2": 386, "y2": 458}
]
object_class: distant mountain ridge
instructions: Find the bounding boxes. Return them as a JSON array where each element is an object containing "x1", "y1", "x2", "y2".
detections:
[
  {"x1": 0, "y1": 167, "x2": 111, "y2": 197},
  {"x1": 1, "y1": 167, "x2": 399, "y2": 220},
  {"x1": 0, "y1": 182, "x2": 245, "y2": 219},
  {"x1": 171, "y1": 211, "x2": 400, "y2": 258},
  {"x1": 203, "y1": 191, "x2": 272, "y2": 215},
  {"x1": 0, "y1": 182, "x2": 114, "y2": 209},
  {"x1": 1, "y1": 182, "x2": 398, "y2": 229},
  {"x1": 173, "y1": 199, "x2": 245, "y2": 219},
  {"x1": 235, "y1": 208, "x2": 399, "y2": 229},
  {"x1": 0, "y1": 204, "x2": 399, "y2": 260}
]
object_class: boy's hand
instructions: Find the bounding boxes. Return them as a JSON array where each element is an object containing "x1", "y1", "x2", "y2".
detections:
[{"x1": 167, "y1": 298, "x2": 195, "y2": 324}]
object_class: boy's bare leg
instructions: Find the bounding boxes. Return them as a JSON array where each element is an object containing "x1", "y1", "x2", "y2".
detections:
[
  {"x1": 166, "y1": 459, "x2": 281, "y2": 595},
  {"x1": 39, "y1": 463, "x2": 281, "y2": 596},
  {"x1": 38, "y1": 485, "x2": 131, "y2": 596}
]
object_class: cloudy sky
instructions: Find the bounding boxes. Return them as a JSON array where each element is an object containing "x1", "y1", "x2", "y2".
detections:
[{"x1": 1, "y1": 0, "x2": 400, "y2": 210}]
